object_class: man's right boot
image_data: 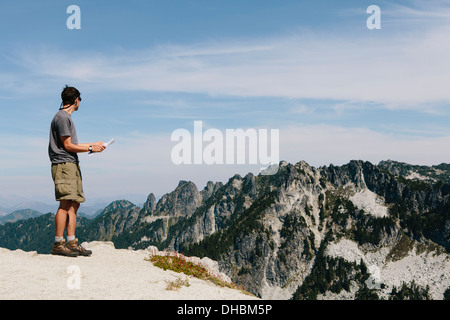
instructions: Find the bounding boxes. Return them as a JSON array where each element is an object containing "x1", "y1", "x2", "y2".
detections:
[{"x1": 51, "y1": 239, "x2": 79, "y2": 257}]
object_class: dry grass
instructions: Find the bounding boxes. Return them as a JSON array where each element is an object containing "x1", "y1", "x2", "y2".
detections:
[
  {"x1": 166, "y1": 277, "x2": 190, "y2": 291},
  {"x1": 146, "y1": 251, "x2": 254, "y2": 296}
]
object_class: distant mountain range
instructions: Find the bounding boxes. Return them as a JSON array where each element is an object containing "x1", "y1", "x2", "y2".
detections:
[
  {"x1": 0, "y1": 209, "x2": 42, "y2": 225},
  {"x1": 0, "y1": 200, "x2": 113, "y2": 219},
  {"x1": 0, "y1": 201, "x2": 55, "y2": 217},
  {"x1": 0, "y1": 159, "x2": 449, "y2": 300},
  {"x1": 0, "y1": 193, "x2": 147, "y2": 217}
]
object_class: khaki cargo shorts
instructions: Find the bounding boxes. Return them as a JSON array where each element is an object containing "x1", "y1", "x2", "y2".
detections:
[{"x1": 51, "y1": 162, "x2": 85, "y2": 203}]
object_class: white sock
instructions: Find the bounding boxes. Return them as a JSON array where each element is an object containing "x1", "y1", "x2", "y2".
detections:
[
  {"x1": 67, "y1": 235, "x2": 76, "y2": 242},
  {"x1": 55, "y1": 236, "x2": 64, "y2": 243}
]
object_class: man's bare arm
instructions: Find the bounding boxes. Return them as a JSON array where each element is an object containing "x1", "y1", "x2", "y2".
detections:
[
  {"x1": 61, "y1": 136, "x2": 106, "y2": 153},
  {"x1": 78, "y1": 141, "x2": 104, "y2": 148}
]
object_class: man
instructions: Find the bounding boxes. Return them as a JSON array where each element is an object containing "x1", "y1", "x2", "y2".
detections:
[{"x1": 48, "y1": 85, "x2": 106, "y2": 257}]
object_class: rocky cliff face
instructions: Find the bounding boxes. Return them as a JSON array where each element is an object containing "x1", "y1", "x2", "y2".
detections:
[
  {"x1": 105, "y1": 160, "x2": 449, "y2": 299},
  {"x1": 78, "y1": 200, "x2": 141, "y2": 241}
]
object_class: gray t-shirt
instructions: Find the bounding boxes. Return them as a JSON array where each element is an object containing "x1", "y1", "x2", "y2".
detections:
[{"x1": 48, "y1": 110, "x2": 79, "y2": 164}]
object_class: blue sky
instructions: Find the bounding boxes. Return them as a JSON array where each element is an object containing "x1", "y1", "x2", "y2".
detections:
[{"x1": 1, "y1": 0, "x2": 450, "y2": 207}]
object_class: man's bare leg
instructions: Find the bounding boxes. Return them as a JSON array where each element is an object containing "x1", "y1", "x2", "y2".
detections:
[
  {"x1": 55, "y1": 200, "x2": 71, "y2": 238},
  {"x1": 55, "y1": 200, "x2": 79, "y2": 237},
  {"x1": 66, "y1": 201, "x2": 80, "y2": 238}
]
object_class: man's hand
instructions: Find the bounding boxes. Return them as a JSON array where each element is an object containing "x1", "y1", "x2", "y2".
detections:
[{"x1": 92, "y1": 143, "x2": 106, "y2": 153}]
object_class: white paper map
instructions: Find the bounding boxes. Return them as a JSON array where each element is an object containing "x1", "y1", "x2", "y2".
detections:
[{"x1": 88, "y1": 138, "x2": 114, "y2": 156}]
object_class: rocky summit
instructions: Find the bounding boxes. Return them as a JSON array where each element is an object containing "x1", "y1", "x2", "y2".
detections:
[{"x1": 1, "y1": 159, "x2": 449, "y2": 300}]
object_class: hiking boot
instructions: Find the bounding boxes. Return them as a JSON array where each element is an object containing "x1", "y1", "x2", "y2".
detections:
[
  {"x1": 66, "y1": 238, "x2": 92, "y2": 256},
  {"x1": 51, "y1": 239, "x2": 78, "y2": 257}
]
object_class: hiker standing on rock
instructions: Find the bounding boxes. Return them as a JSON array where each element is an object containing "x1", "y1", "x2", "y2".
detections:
[{"x1": 48, "y1": 85, "x2": 106, "y2": 257}]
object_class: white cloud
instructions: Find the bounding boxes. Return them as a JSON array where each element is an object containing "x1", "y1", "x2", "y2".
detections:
[
  {"x1": 383, "y1": 0, "x2": 450, "y2": 22},
  {"x1": 8, "y1": 4, "x2": 450, "y2": 112}
]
